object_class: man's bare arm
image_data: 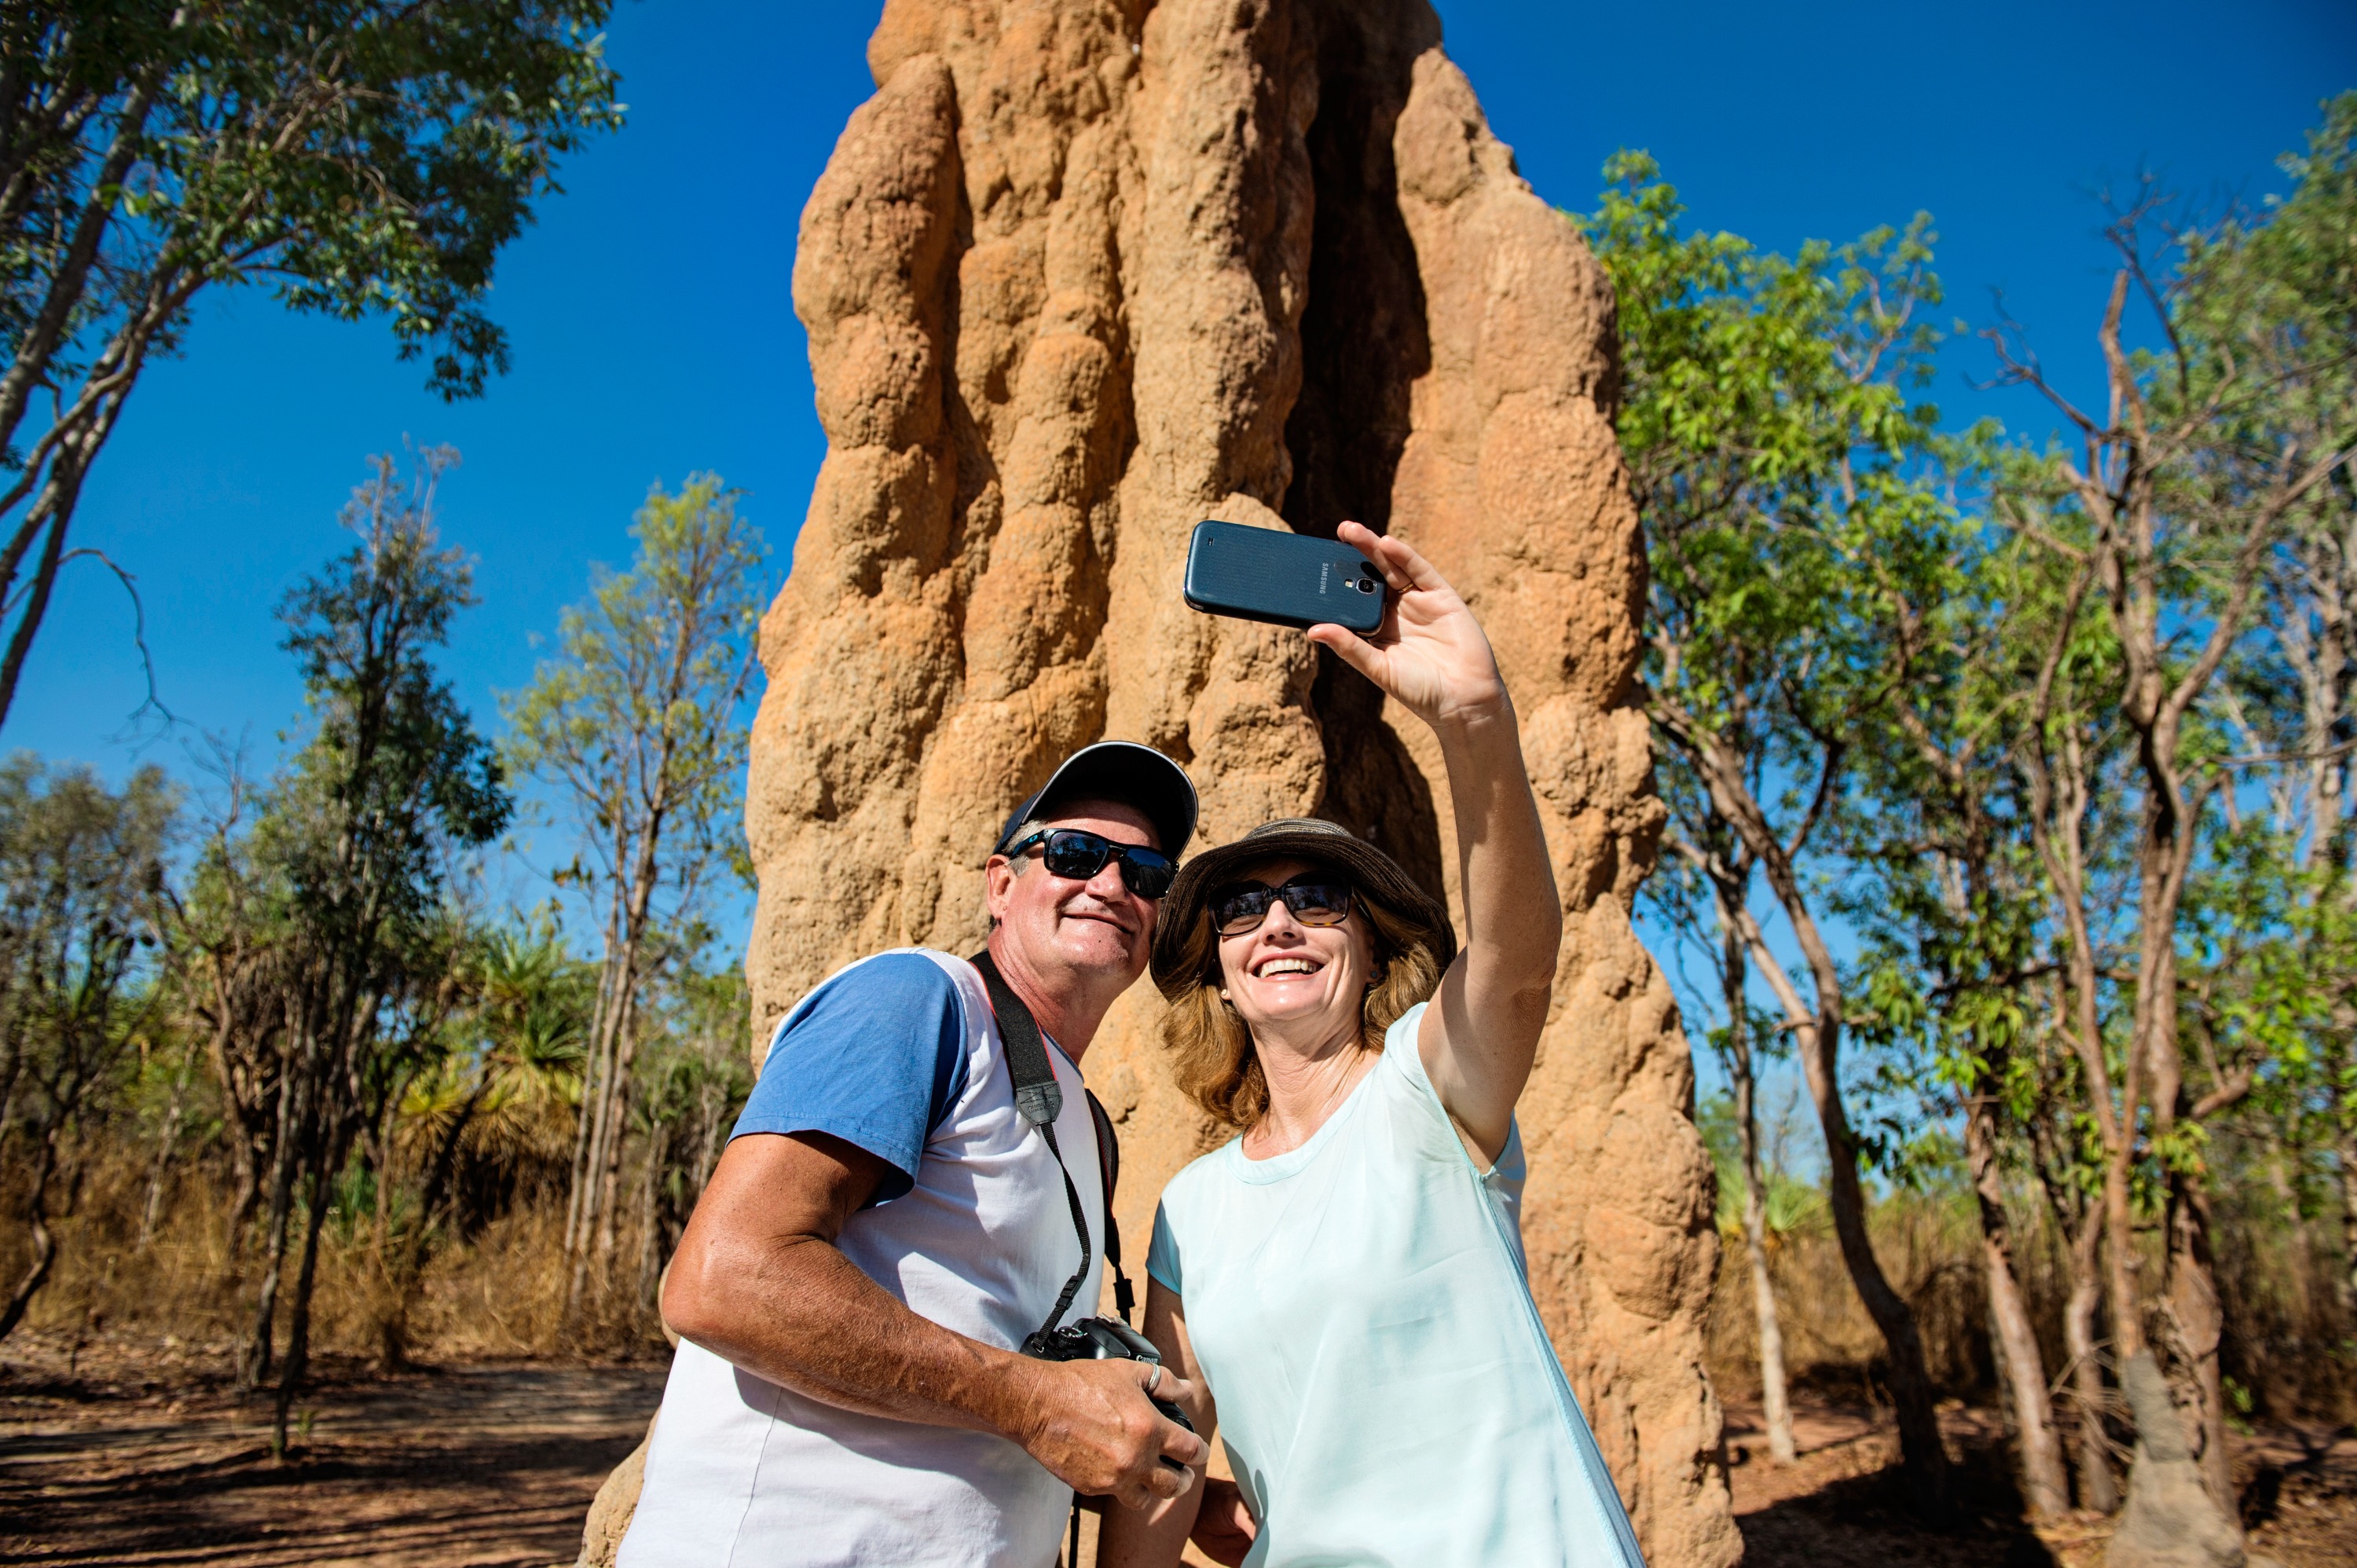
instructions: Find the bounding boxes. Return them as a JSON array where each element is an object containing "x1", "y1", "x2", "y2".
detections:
[{"x1": 662, "y1": 1130, "x2": 1202, "y2": 1508}]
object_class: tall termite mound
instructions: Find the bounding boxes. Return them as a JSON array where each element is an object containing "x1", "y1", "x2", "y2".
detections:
[{"x1": 728, "y1": 2, "x2": 1739, "y2": 1563}]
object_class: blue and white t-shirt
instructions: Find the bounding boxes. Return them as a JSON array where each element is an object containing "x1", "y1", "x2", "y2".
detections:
[{"x1": 620, "y1": 949, "x2": 1104, "y2": 1568}]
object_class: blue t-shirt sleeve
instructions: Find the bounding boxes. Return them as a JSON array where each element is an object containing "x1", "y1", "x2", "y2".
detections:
[
  {"x1": 731, "y1": 953, "x2": 970, "y2": 1204},
  {"x1": 1146, "y1": 1201, "x2": 1183, "y2": 1295}
]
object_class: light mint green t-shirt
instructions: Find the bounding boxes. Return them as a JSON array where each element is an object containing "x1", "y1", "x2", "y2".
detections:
[{"x1": 1146, "y1": 1003, "x2": 1647, "y2": 1567}]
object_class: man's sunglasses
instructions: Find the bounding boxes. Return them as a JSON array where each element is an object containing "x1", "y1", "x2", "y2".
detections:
[
  {"x1": 1210, "y1": 877, "x2": 1354, "y2": 936},
  {"x1": 1003, "y1": 828, "x2": 1177, "y2": 899}
]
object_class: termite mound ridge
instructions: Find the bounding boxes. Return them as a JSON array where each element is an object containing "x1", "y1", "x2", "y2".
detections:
[{"x1": 724, "y1": 2, "x2": 1739, "y2": 1563}]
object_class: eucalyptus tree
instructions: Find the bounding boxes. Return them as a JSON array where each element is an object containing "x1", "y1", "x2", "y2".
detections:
[
  {"x1": 173, "y1": 752, "x2": 293, "y2": 1243},
  {"x1": 2162, "y1": 86, "x2": 2357, "y2": 1421},
  {"x1": 2197, "y1": 93, "x2": 2357, "y2": 1313},
  {"x1": 240, "y1": 449, "x2": 509, "y2": 1450},
  {"x1": 1650, "y1": 742, "x2": 1798, "y2": 1463},
  {"x1": 1585, "y1": 155, "x2": 1955, "y2": 1511},
  {"x1": 0, "y1": 0, "x2": 620, "y2": 731},
  {"x1": 0, "y1": 756, "x2": 174, "y2": 1341},
  {"x1": 1841, "y1": 506, "x2": 2082, "y2": 1515},
  {"x1": 2181, "y1": 828, "x2": 2357, "y2": 1327},
  {"x1": 501, "y1": 475, "x2": 765, "y2": 1314},
  {"x1": 1981, "y1": 94, "x2": 2357, "y2": 1558}
]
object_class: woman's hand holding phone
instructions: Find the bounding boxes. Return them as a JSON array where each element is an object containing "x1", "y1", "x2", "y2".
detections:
[{"x1": 1305, "y1": 520, "x2": 1508, "y2": 731}]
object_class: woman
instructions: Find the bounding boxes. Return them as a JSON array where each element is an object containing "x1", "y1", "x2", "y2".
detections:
[{"x1": 1102, "y1": 522, "x2": 1646, "y2": 1567}]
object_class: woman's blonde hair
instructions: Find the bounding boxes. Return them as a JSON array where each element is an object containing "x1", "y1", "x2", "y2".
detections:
[{"x1": 1159, "y1": 877, "x2": 1447, "y2": 1132}]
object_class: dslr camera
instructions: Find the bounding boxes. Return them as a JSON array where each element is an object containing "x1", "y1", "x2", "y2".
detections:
[{"x1": 1025, "y1": 1316, "x2": 1197, "y2": 1453}]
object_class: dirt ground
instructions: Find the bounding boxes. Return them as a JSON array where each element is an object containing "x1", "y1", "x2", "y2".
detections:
[
  {"x1": 1723, "y1": 1394, "x2": 2357, "y2": 1567},
  {"x1": 4, "y1": 1330, "x2": 2351, "y2": 1566},
  {"x1": 0, "y1": 1331, "x2": 662, "y2": 1567}
]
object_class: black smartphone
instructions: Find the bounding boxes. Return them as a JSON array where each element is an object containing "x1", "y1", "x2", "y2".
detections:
[{"x1": 1182, "y1": 519, "x2": 1387, "y2": 635}]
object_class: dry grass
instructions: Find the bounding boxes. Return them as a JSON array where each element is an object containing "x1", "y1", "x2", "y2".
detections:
[
  {"x1": 7, "y1": 1155, "x2": 670, "y2": 1369},
  {"x1": 1703, "y1": 1183, "x2": 2356, "y2": 1426},
  {"x1": 14, "y1": 1144, "x2": 2353, "y2": 1430},
  {"x1": 1706, "y1": 1190, "x2": 1992, "y2": 1404}
]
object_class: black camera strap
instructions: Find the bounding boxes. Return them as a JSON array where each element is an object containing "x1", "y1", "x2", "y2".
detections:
[
  {"x1": 1086, "y1": 1090, "x2": 1133, "y2": 1322},
  {"x1": 968, "y1": 951, "x2": 1135, "y2": 1350}
]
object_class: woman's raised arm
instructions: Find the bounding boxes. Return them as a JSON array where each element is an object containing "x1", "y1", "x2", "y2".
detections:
[{"x1": 1307, "y1": 522, "x2": 1560, "y2": 1163}]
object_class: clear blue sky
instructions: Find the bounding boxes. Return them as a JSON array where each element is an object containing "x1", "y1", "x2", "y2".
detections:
[{"x1": 20, "y1": 0, "x2": 2354, "y2": 965}]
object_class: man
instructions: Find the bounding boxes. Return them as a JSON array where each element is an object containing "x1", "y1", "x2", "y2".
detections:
[{"x1": 619, "y1": 743, "x2": 1208, "y2": 1568}]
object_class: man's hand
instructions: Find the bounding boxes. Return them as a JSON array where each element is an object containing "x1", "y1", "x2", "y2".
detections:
[
  {"x1": 669, "y1": 1134, "x2": 1204, "y2": 1510},
  {"x1": 1014, "y1": 1357, "x2": 1205, "y2": 1510},
  {"x1": 1188, "y1": 1476, "x2": 1259, "y2": 1566}
]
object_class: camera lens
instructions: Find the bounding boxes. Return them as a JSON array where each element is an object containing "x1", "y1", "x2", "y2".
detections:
[{"x1": 1355, "y1": 578, "x2": 1377, "y2": 593}]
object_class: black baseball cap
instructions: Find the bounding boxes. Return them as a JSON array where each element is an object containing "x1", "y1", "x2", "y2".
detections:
[{"x1": 991, "y1": 742, "x2": 1199, "y2": 860}]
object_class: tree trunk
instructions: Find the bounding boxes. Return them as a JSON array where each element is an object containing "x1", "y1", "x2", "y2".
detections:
[
  {"x1": 1966, "y1": 1084, "x2": 2070, "y2": 1517},
  {"x1": 2164, "y1": 1174, "x2": 2233, "y2": 1509},
  {"x1": 1721, "y1": 930, "x2": 1796, "y2": 1466},
  {"x1": 2064, "y1": 1221, "x2": 2121, "y2": 1513},
  {"x1": 137, "y1": 1048, "x2": 196, "y2": 1252},
  {"x1": 2102, "y1": 958, "x2": 2241, "y2": 1565},
  {"x1": 568, "y1": 989, "x2": 619, "y2": 1315},
  {"x1": 563, "y1": 943, "x2": 621, "y2": 1258},
  {"x1": 227, "y1": 1155, "x2": 262, "y2": 1251},
  {"x1": 0, "y1": 1053, "x2": 22, "y2": 1167},
  {"x1": 2106, "y1": 1351, "x2": 2245, "y2": 1568},
  {"x1": 566, "y1": 899, "x2": 634, "y2": 1310},
  {"x1": 0, "y1": 1138, "x2": 60, "y2": 1343},
  {"x1": 1780, "y1": 998, "x2": 1947, "y2": 1514},
  {"x1": 2134, "y1": 859, "x2": 2234, "y2": 1513},
  {"x1": 270, "y1": 1146, "x2": 337, "y2": 1460},
  {"x1": 1696, "y1": 748, "x2": 1950, "y2": 1515},
  {"x1": 1739, "y1": 1178, "x2": 1795, "y2": 1465},
  {"x1": 244, "y1": 1035, "x2": 311, "y2": 1387},
  {"x1": 635, "y1": 1122, "x2": 668, "y2": 1310},
  {"x1": 589, "y1": 817, "x2": 668, "y2": 1277},
  {"x1": 2341, "y1": 1130, "x2": 2357, "y2": 1315},
  {"x1": 691, "y1": 1074, "x2": 727, "y2": 1196},
  {"x1": 593, "y1": 978, "x2": 645, "y2": 1267},
  {"x1": 203, "y1": 1004, "x2": 269, "y2": 1255}
]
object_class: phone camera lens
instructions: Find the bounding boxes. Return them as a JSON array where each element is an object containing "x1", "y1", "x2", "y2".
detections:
[{"x1": 1355, "y1": 578, "x2": 1377, "y2": 593}]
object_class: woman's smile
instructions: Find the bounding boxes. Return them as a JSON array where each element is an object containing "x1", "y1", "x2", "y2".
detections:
[{"x1": 1233, "y1": 940, "x2": 1351, "y2": 1013}]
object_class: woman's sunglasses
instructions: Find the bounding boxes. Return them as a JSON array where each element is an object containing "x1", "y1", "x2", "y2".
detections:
[
  {"x1": 1003, "y1": 828, "x2": 1177, "y2": 899},
  {"x1": 1210, "y1": 877, "x2": 1354, "y2": 936}
]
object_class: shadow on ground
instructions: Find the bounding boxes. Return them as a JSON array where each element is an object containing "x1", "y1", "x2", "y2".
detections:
[
  {"x1": 1725, "y1": 1390, "x2": 2357, "y2": 1568},
  {"x1": 1737, "y1": 1456, "x2": 2062, "y2": 1567},
  {"x1": 1726, "y1": 1395, "x2": 2060, "y2": 1568}
]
